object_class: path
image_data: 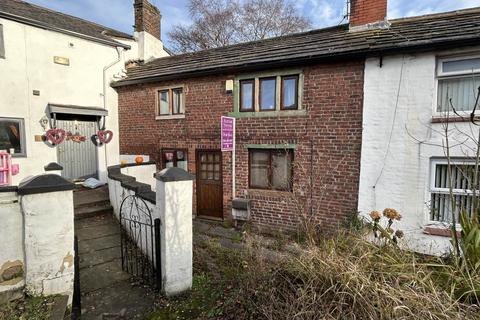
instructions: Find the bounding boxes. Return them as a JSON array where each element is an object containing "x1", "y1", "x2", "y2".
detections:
[{"x1": 74, "y1": 187, "x2": 156, "y2": 319}]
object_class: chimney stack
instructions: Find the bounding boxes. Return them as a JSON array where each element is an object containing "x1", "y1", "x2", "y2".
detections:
[
  {"x1": 349, "y1": 0, "x2": 388, "y2": 31},
  {"x1": 134, "y1": 0, "x2": 161, "y2": 40}
]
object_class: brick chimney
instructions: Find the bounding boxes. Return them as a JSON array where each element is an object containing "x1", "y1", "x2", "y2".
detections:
[
  {"x1": 134, "y1": 0, "x2": 161, "y2": 40},
  {"x1": 349, "y1": 0, "x2": 388, "y2": 30}
]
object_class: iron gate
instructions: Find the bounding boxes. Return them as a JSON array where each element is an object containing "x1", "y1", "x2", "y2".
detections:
[{"x1": 119, "y1": 195, "x2": 161, "y2": 290}]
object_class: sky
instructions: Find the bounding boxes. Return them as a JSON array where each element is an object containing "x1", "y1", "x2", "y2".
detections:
[{"x1": 25, "y1": 0, "x2": 480, "y2": 48}]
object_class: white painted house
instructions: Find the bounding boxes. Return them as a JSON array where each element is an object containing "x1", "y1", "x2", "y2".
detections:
[
  {"x1": 0, "y1": 0, "x2": 168, "y2": 185},
  {"x1": 358, "y1": 6, "x2": 480, "y2": 255}
]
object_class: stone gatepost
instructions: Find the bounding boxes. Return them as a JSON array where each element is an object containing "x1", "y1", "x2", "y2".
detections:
[
  {"x1": 154, "y1": 167, "x2": 194, "y2": 296},
  {"x1": 18, "y1": 174, "x2": 75, "y2": 301}
]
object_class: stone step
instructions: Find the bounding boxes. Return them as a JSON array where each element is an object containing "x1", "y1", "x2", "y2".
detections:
[
  {"x1": 74, "y1": 205, "x2": 113, "y2": 220},
  {"x1": 75, "y1": 199, "x2": 111, "y2": 210}
]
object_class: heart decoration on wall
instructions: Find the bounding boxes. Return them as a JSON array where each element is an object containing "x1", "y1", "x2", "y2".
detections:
[
  {"x1": 45, "y1": 128, "x2": 66, "y2": 145},
  {"x1": 97, "y1": 130, "x2": 113, "y2": 144}
]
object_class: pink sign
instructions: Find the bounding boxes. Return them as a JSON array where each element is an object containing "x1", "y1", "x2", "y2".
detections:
[{"x1": 221, "y1": 116, "x2": 235, "y2": 151}]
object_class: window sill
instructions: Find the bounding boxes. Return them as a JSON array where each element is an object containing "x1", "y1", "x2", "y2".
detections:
[
  {"x1": 247, "y1": 188, "x2": 293, "y2": 198},
  {"x1": 431, "y1": 115, "x2": 480, "y2": 123},
  {"x1": 228, "y1": 109, "x2": 307, "y2": 118},
  {"x1": 156, "y1": 114, "x2": 185, "y2": 120},
  {"x1": 423, "y1": 225, "x2": 461, "y2": 238}
]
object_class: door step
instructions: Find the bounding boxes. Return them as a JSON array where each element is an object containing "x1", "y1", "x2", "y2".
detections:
[{"x1": 75, "y1": 204, "x2": 113, "y2": 220}]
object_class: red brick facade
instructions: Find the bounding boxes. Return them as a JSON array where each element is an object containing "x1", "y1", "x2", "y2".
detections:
[
  {"x1": 117, "y1": 60, "x2": 364, "y2": 231},
  {"x1": 134, "y1": 0, "x2": 161, "y2": 39},
  {"x1": 350, "y1": 0, "x2": 387, "y2": 27}
]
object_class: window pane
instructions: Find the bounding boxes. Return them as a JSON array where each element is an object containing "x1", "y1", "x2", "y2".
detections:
[
  {"x1": 172, "y1": 88, "x2": 183, "y2": 114},
  {"x1": 240, "y1": 80, "x2": 254, "y2": 111},
  {"x1": 260, "y1": 78, "x2": 276, "y2": 111},
  {"x1": 272, "y1": 151, "x2": 292, "y2": 190},
  {"x1": 443, "y1": 58, "x2": 480, "y2": 74},
  {"x1": 250, "y1": 151, "x2": 269, "y2": 188},
  {"x1": 282, "y1": 77, "x2": 297, "y2": 109},
  {"x1": 163, "y1": 151, "x2": 175, "y2": 168},
  {"x1": 437, "y1": 77, "x2": 480, "y2": 112},
  {"x1": 0, "y1": 120, "x2": 21, "y2": 154},
  {"x1": 159, "y1": 90, "x2": 169, "y2": 115}
]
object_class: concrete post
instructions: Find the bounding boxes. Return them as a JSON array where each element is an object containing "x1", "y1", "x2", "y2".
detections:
[
  {"x1": 154, "y1": 167, "x2": 194, "y2": 296},
  {"x1": 18, "y1": 174, "x2": 75, "y2": 301}
]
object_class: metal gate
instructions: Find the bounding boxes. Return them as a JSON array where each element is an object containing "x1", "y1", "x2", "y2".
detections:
[
  {"x1": 56, "y1": 120, "x2": 98, "y2": 181},
  {"x1": 119, "y1": 195, "x2": 161, "y2": 289}
]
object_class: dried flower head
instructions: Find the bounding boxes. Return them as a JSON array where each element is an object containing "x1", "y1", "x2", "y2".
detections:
[
  {"x1": 369, "y1": 211, "x2": 381, "y2": 221},
  {"x1": 395, "y1": 230, "x2": 404, "y2": 239},
  {"x1": 383, "y1": 208, "x2": 401, "y2": 220}
]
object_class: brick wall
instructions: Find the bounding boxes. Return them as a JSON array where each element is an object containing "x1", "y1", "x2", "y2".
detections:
[
  {"x1": 117, "y1": 60, "x2": 364, "y2": 232},
  {"x1": 134, "y1": 0, "x2": 161, "y2": 39},
  {"x1": 350, "y1": 0, "x2": 387, "y2": 27}
]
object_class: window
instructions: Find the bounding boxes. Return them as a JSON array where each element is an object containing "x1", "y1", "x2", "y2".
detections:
[
  {"x1": 0, "y1": 118, "x2": 25, "y2": 157},
  {"x1": 237, "y1": 73, "x2": 301, "y2": 113},
  {"x1": 259, "y1": 77, "x2": 276, "y2": 111},
  {"x1": 156, "y1": 87, "x2": 184, "y2": 117},
  {"x1": 281, "y1": 75, "x2": 298, "y2": 110},
  {"x1": 161, "y1": 149, "x2": 188, "y2": 171},
  {"x1": 430, "y1": 160, "x2": 477, "y2": 223},
  {"x1": 240, "y1": 80, "x2": 254, "y2": 111},
  {"x1": 437, "y1": 56, "x2": 480, "y2": 112},
  {"x1": 249, "y1": 149, "x2": 293, "y2": 191},
  {"x1": 0, "y1": 24, "x2": 4, "y2": 59}
]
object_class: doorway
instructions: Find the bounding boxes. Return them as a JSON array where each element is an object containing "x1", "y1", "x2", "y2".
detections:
[{"x1": 196, "y1": 150, "x2": 223, "y2": 219}]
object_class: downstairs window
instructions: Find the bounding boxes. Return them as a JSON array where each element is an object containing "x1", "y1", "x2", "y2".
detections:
[
  {"x1": 249, "y1": 149, "x2": 293, "y2": 191},
  {"x1": 430, "y1": 160, "x2": 478, "y2": 223},
  {"x1": 0, "y1": 117, "x2": 25, "y2": 156},
  {"x1": 161, "y1": 149, "x2": 188, "y2": 171}
]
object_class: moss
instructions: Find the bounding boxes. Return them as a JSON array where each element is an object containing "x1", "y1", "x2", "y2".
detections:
[{"x1": 0, "y1": 295, "x2": 57, "y2": 320}]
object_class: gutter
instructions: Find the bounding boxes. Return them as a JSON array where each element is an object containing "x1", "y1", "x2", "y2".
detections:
[
  {"x1": 0, "y1": 11, "x2": 130, "y2": 49},
  {"x1": 111, "y1": 35, "x2": 480, "y2": 88}
]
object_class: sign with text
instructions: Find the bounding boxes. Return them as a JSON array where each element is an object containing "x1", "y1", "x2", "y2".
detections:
[{"x1": 221, "y1": 116, "x2": 235, "y2": 151}]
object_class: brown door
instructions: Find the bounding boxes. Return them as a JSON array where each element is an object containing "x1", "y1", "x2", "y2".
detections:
[{"x1": 196, "y1": 150, "x2": 223, "y2": 219}]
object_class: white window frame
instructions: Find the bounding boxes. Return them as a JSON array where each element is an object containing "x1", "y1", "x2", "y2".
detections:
[
  {"x1": 155, "y1": 85, "x2": 185, "y2": 120},
  {"x1": 428, "y1": 158, "x2": 476, "y2": 225},
  {"x1": 435, "y1": 54, "x2": 480, "y2": 115}
]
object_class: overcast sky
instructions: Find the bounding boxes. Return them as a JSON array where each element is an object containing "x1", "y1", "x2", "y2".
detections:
[{"x1": 25, "y1": 0, "x2": 480, "y2": 47}]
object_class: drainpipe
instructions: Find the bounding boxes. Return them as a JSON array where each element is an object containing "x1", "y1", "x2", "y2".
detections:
[{"x1": 102, "y1": 47, "x2": 124, "y2": 175}]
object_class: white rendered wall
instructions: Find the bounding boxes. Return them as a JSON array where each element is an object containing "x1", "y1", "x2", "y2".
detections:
[
  {"x1": 121, "y1": 164, "x2": 157, "y2": 190},
  {"x1": 0, "y1": 19, "x2": 167, "y2": 185},
  {"x1": 134, "y1": 31, "x2": 169, "y2": 62},
  {"x1": 22, "y1": 190, "x2": 74, "y2": 300},
  {"x1": 359, "y1": 50, "x2": 480, "y2": 255},
  {"x1": 0, "y1": 192, "x2": 25, "y2": 296}
]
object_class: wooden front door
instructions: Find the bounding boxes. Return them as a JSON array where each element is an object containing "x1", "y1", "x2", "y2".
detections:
[{"x1": 196, "y1": 150, "x2": 223, "y2": 219}]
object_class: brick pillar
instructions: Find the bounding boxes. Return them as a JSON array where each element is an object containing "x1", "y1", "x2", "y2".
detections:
[{"x1": 349, "y1": 0, "x2": 387, "y2": 27}]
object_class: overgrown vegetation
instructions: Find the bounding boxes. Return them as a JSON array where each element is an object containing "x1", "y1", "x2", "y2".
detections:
[
  {"x1": 149, "y1": 227, "x2": 480, "y2": 320},
  {"x1": 0, "y1": 295, "x2": 57, "y2": 320}
]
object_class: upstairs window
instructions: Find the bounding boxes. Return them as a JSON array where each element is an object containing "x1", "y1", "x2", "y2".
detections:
[
  {"x1": 156, "y1": 87, "x2": 184, "y2": 118},
  {"x1": 240, "y1": 80, "x2": 254, "y2": 111},
  {"x1": 429, "y1": 159, "x2": 477, "y2": 223},
  {"x1": 249, "y1": 149, "x2": 293, "y2": 191},
  {"x1": 0, "y1": 24, "x2": 4, "y2": 59},
  {"x1": 238, "y1": 73, "x2": 301, "y2": 113},
  {"x1": 0, "y1": 118, "x2": 26, "y2": 156},
  {"x1": 437, "y1": 56, "x2": 480, "y2": 112}
]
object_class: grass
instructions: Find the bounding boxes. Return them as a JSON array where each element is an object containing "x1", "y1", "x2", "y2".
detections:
[
  {"x1": 148, "y1": 229, "x2": 480, "y2": 320},
  {"x1": 0, "y1": 295, "x2": 57, "y2": 320}
]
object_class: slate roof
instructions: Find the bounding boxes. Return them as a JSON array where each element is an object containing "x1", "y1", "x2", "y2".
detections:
[
  {"x1": 0, "y1": 0, "x2": 132, "y2": 48},
  {"x1": 114, "y1": 7, "x2": 480, "y2": 86}
]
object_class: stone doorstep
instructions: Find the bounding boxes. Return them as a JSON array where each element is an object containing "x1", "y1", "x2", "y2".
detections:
[{"x1": 50, "y1": 295, "x2": 69, "y2": 320}]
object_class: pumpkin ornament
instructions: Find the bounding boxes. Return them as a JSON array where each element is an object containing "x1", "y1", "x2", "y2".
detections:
[{"x1": 135, "y1": 156, "x2": 144, "y2": 165}]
